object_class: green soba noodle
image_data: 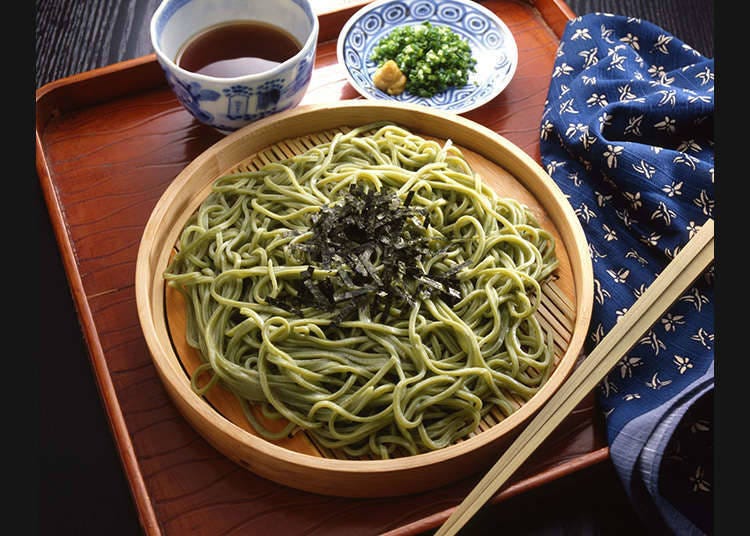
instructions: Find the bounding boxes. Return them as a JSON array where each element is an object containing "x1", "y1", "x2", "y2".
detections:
[{"x1": 164, "y1": 122, "x2": 559, "y2": 459}]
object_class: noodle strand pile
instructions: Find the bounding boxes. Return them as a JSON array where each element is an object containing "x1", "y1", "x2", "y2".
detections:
[{"x1": 165, "y1": 122, "x2": 559, "y2": 459}]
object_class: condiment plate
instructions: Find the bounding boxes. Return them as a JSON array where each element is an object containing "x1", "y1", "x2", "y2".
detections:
[{"x1": 336, "y1": 0, "x2": 519, "y2": 113}]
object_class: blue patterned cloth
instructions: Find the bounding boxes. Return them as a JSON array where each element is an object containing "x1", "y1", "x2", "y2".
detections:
[{"x1": 539, "y1": 13, "x2": 714, "y2": 534}]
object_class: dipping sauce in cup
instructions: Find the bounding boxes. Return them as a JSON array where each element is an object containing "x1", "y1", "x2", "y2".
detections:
[
  {"x1": 175, "y1": 21, "x2": 302, "y2": 78},
  {"x1": 150, "y1": 0, "x2": 319, "y2": 134}
]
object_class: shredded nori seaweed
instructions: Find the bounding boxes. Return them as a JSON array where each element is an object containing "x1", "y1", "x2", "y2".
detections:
[{"x1": 274, "y1": 184, "x2": 462, "y2": 323}]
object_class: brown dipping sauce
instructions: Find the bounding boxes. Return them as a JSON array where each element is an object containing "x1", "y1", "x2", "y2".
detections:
[{"x1": 175, "y1": 20, "x2": 302, "y2": 78}]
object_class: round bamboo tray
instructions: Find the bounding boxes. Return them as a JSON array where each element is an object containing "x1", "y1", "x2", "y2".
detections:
[{"x1": 135, "y1": 101, "x2": 594, "y2": 498}]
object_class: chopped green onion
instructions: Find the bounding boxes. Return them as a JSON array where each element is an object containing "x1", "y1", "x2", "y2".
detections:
[{"x1": 370, "y1": 21, "x2": 477, "y2": 98}]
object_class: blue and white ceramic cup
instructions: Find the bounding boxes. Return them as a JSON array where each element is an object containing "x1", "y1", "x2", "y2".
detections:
[{"x1": 150, "y1": 0, "x2": 319, "y2": 134}]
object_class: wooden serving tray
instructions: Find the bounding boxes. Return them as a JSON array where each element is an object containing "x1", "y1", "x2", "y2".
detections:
[{"x1": 35, "y1": 1, "x2": 608, "y2": 534}]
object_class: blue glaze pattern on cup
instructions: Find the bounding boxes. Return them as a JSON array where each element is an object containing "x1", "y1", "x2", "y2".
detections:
[{"x1": 150, "y1": 0, "x2": 319, "y2": 134}]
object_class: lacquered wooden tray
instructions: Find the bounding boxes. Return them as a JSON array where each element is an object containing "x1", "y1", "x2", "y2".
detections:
[{"x1": 35, "y1": 1, "x2": 608, "y2": 534}]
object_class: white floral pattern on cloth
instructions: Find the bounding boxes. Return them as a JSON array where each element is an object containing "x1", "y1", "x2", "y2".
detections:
[{"x1": 539, "y1": 13, "x2": 714, "y2": 534}]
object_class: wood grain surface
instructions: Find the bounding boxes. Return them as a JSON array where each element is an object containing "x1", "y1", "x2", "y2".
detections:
[
  {"x1": 34, "y1": 0, "x2": 713, "y2": 94},
  {"x1": 35, "y1": 1, "x2": 714, "y2": 535}
]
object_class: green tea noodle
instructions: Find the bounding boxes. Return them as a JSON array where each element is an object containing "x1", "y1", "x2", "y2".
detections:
[{"x1": 164, "y1": 122, "x2": 559, "y2": 459}]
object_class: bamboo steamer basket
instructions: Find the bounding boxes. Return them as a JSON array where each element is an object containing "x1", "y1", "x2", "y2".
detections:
[{"x1": 135, "y1": 101, "x2": 594, "y2": 498}]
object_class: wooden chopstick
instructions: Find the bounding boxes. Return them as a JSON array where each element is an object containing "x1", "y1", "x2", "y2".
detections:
[{"x1": 435, "y1": 217, "x2": 715, "y2": 536}]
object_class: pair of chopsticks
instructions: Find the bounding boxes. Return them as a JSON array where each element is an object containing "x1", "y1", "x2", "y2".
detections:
[{"x1": 435, "y1": 217, "x2": 715, "y2": 536}]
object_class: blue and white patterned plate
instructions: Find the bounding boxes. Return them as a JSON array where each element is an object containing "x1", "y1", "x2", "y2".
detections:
[{"x1": 336, "y1": 0, "x2": 518, "y2": 114}]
